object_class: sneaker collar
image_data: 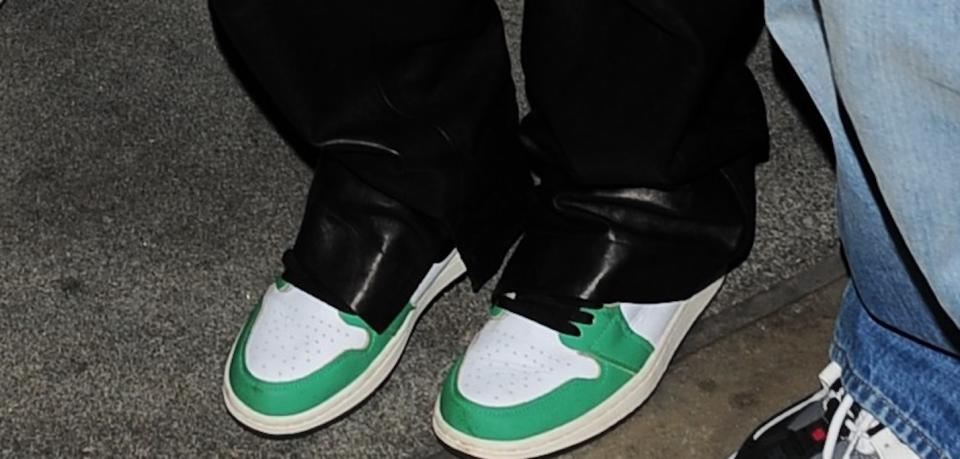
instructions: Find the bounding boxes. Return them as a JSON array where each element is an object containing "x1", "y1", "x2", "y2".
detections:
[{"x1": 494, "y1": 291, "x2": 602, "y2": 336}]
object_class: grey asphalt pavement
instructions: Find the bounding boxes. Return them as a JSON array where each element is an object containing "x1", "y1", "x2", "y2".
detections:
[{"x1": 0, "y1": 1, "x2": 837, "y2": 457}]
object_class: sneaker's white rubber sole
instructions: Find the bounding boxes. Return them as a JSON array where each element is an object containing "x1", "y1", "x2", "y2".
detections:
[
  {"x1": 223, "y1": 251, "x2": 467, "y2": 436},
  {"x1": 433, "y1": 277, "x2": 725, "y2": 458}
]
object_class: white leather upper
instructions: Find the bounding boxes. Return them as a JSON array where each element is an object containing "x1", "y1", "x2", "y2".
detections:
[
  {"x1": 457, "y1": 296, "x2": 694, "y2": 407},
  {"x1": 245, "y1": 283, "x2": 368, "y2": 382},
  {"x1": 618, "y1": 300, "x2": 683, "y2": 347},
  {"x1": 243, "y1": 254, "x2": 454, "y2": 383},
  {"x1": 457, "y1": 309, "x2": 601, "y2": 407}
]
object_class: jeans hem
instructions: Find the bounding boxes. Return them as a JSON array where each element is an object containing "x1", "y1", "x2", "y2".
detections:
[{"x1": 830, "y1": 340, "x2": 950, "y2": 459}]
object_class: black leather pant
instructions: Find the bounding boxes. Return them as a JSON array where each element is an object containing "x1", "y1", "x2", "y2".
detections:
[{"x1": 209, "y1": 0, "x2": 769, "y2": 332}]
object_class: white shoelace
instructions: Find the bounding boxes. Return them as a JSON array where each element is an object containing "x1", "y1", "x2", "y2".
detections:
[{"x1": 823, "y1": 394, "x2": 882, "y2": 459}]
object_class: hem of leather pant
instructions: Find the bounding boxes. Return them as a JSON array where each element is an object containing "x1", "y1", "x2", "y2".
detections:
[
  {"x1": 454, "y1": 201, "x2": 532, "y2": 293},
  {"x1": 829, "y1": 342, "x2": 946, "y2": 459},
  {"x1": 281, "y1": 244, "x2": 446, "y2": 334},
  {"x1": 494, "y1": 230, "x2": 736, "y2": 305},
  {"x1": 282, "y1": 160, "x2": 454, "y2": 332},
  {"x1": 281, "y1": 249, "x2": 351, "y2": 312},
  {"x1": 458, "y1": 233, "x2": 520, "y2": 294}
]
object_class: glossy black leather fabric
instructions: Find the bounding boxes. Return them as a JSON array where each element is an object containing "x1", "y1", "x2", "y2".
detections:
[
  {"x1": 209, "y1": 0, "x2": 532, "y2": 330},
  {"x1": 498, "y1": 0, "x2": 769, "y2": 303},
  {"x1": 496, "y1": 155, "x2": 759, "y2": 304},
  {"x1": 279, "y1": 159, "x2": 453, "y2": 332},
  {"x1": 209, "y1": 0, "x2": 768, "y2": 331}
]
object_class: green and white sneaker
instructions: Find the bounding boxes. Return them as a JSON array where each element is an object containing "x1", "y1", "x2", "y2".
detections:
[
  {"x1": 433, "y1": 278, "x2": 724, "y2": 458},
  {"x1": 223, "y1": 250, "x2": 466, "y2": 435}
]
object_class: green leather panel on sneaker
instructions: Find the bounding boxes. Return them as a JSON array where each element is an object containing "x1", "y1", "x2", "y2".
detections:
[
  {"x1": 561, "y1": 305, "x2": 655, "y2": 373},
  {"x1": 228, "y1": 301, "x2": 413, "y2": 416},
  {"x1": 438, "y1": 306, "x2": 655, "y2": 440}
]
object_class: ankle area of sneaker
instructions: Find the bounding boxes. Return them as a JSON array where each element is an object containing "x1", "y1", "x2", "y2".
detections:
[
  {"x1": 434, "y1": 279, "x2": 724, "y2": 458},
  {"x1": 223, "y1": 250, "x2": 466, "y2": 435}
]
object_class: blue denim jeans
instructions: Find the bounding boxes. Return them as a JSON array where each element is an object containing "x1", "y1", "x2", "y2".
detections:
[{"x1": 765, "y1": 0, "x2": 960, "y2": 457}]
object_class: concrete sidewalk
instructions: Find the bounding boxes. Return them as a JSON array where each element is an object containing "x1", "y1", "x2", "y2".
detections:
[
  {"x1": 562, "y1": 278, "x2": 845, "y2": 458},
  {"x1": 0, "y1": 0, "x2": 838, "y2": 457}
]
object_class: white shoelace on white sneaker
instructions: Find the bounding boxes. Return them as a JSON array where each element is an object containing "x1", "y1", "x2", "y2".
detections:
[{"x1": 823, "y1": 394, "x2": 885, "y2": 459}]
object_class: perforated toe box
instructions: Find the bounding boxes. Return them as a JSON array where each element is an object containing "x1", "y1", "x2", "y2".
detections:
[
  {"x1": 456, "y1": 310, "x2": 599, "y2": 407},
  {"x1": 244, "y1": 283, "x2": 369, "y2": 383}
]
